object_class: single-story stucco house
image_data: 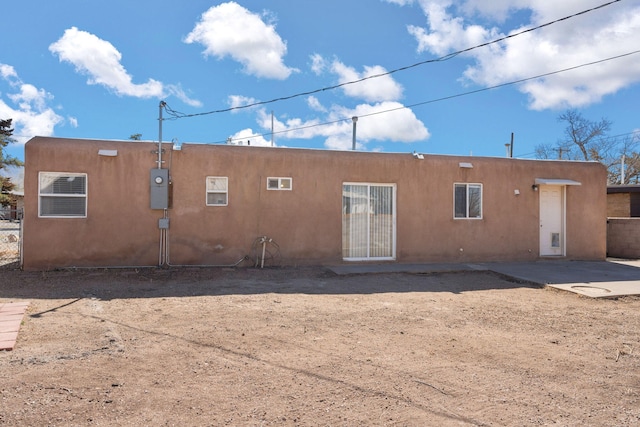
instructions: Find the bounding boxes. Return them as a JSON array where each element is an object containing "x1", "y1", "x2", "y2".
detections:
[{"x1": 22, "y1": 136, "x2": 607, "y2": 270}]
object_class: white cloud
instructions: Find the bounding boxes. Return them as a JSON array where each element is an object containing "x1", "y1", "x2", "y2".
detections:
[
  {"x1": 307, "y1": 96, "x2": 327, "y2": 113},
  {"x1": 383, "y1": 0, "x2": 416, "y2": 6},
  {"x1": 8, "y1": 84, "x2": 50, "y2": 112},
  {"x1": 50, "y1": 27, "x2": 162, "y2": 97},
  {"x1": 407, "y1": 1, "x2": 494, "y2": 56},
  {"x1": 166, "y1": 85, "x2": 203, "y2": 108},
  {"x1": 0, "y1": 64, "x2": 63, "y2": 144},
  {"x1": 324, "y1": 102, "x2": 430, "y2": 150},
  {"x1": 227, "y1": 95, "x2": 258, "y2": 112},
  {"x1": 403, "y1": 0, "x2": 640, "y2": 110},
  {"x1": 184, "y1": 2, "x2": 298, "y2": 80},
  {"x1": 330, "y1": 61, "x2": 404, "y2": 103},
  {"x1": 227, "y1": 128, "x2": 271, "y2": 146},
  {"x1": 310, "y1": 54, "x2": 327, "y2": 75},
  {"x1": 0, "y1": 64, "x2": 18, "y2": 80},
  {"x1": 254, "y1": 101, "x2": 429, "y2": 151},
  {"x1": 49, "y1": 27, "x2": 201, "y2": 106},
  {"x1": 256, "y1": 109, "x2": 323, "y2": 141},
  {"x1": 457, "y1": 0, "x2": 532, "y2": 22}
]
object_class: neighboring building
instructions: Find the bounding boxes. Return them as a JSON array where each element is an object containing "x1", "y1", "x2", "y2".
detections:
[
  {"x1": 606, "y1": 185, "x2": 640, "y2": 259},
  {"x1": 22, "y1": 136, "x2": 607, "y2": 270},
  {"x1": 0, "y1": 191, "x2": 23, "y2": 220},
  {"x1": 607, "y1": 185, "x2": 640, "y2": 217}
]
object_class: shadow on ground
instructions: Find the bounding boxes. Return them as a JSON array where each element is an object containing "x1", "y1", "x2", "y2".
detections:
[{"x1": 0, "y1": 266, "x2": 539, "y2": 301}]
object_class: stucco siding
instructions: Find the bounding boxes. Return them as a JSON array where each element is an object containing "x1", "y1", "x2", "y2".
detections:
[{"x1": 22, "y1": 137, "x2": 607, "y2": 270}]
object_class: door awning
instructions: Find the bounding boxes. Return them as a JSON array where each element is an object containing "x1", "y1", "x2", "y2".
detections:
[{"x1": 535, "y1": 178, "x2": 582, "y2": 186}]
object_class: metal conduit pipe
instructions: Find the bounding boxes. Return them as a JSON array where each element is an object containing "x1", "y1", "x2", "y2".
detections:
[
  {"x1": 167, "y1": 255, "x2": 250, "y2": 268},
  {"x1": 162, "y1": 209, "x2": 169, "y2": 267},
  {"x1": 63, "y1": 255, "x2": 249, "y2": 271},
  {"x1": 158, "y1": 228, "x2": 164, "y2": 266},
  {"x1": 63, "y1": 257, "x2": 249, "y2": 270},
  {"x1": 64, "y1": 265, "x2": 159, "y2": 270},
  {"x1": 164, "y1": 225, "x2": 170, "y2": 266}
]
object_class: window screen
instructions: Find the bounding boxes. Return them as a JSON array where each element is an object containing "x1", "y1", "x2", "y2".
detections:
[
  {"x1": 267, "y1": 177, "x2": 292, "y2": 190},
  {"x1": 454, "y1": 183, "x2": 482, "y2": 219},
  {"x1": 39, "y1": 172, "x2": 87, "y2": 217},
  {"x1": 206, "y1": 176, "x2": 228, "y2": 206}
]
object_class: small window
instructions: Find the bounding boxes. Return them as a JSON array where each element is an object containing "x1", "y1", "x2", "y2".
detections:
[
  {"x1": 39, "y1": 172, "x2": 87, "y2": 218},
  {"x1": 267, "y1": 177, "x2": 292, "y2": 191},
  {"x1": 206, "y1": 176, "x2": 228, "y2": 206},
  {"x1": 454, "y1": 183, "x2": 482, "y2": 219}
]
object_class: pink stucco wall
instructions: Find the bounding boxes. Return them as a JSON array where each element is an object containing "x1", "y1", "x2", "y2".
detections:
[{"x1": 22, "y1": 137, "x2": 607, "y2": 270}]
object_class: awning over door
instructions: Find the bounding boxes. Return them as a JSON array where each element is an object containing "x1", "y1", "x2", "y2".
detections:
[{"x1": 535, "y1": 178, "x2": 582, "y2": 186}]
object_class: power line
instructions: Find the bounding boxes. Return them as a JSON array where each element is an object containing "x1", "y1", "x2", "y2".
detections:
[
  {"x1": 210, "y1": 49, "x2": 640, "y2": 145},
  {"x1": 363, "y1": 50, "x2": 640, "y2": 118},
  {"x1": 163, "y1": 0, "x2": 622, "y2": 120}
]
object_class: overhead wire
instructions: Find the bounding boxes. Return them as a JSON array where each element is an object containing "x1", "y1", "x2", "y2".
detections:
[
  {"x1": 162, "y1": 0, "x2": 623, "y2": 120},
  {"x1": 360, "y1": 50, "x2": 640, "y2": 118},
  {"x1": 197, "y1": 48, "x2": 640, "y2": 145}
]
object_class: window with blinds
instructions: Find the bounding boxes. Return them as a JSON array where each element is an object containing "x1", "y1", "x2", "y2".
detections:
[
  {"x1": 38, "y1": 172, "x2": 87, "y2": 217},
  {"x1": 206, "y1": 176, "x2": 228, "y2": 206}
]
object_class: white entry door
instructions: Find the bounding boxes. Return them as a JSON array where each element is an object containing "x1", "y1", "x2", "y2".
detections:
[
  {"x1": 539, "y1": 185, "x2": 564, "y2": 256},
  {"x1": 342, "y1": 183, "x2": 396, "y2": 260}
]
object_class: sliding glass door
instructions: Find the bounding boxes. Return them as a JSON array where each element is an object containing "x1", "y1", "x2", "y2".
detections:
[{"x1": 342, "y1": 183, "x2": 396, "y2": 260}]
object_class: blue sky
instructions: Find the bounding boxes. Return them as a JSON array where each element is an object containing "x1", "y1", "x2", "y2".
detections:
[{"x1": 2, "y1": 0, "x2": 640, "y2": 167}]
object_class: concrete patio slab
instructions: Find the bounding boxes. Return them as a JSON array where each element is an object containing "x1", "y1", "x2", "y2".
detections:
[
  {"x1": 484, "y1": 260, "x2": 640, "y2": 298},
  {"x1": 328, "y1": 259, "x2": 640, "y2": 298}
]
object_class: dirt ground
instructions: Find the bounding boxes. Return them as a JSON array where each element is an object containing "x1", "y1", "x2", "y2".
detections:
[{"x1": 1, "y1": 266, "x2": 639, "y2": 426}]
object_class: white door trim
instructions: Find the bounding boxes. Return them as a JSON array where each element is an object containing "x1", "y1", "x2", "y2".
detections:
[{"x1": 539, "y1": 185, "x2": 566, "y2": 256}]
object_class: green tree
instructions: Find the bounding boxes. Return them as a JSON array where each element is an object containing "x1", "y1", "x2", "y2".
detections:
[
  {"x1": 0, "y1": 119, "x2": 24, "y2": 206},
  {"x1": 129, "y1": 133, "x2": 142, "y2": 141},
  {"x1": 535, "y1": 110, "x2": 640, "y2": 184}
]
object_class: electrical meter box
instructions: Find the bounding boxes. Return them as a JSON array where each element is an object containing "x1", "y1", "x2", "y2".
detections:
[{"x1": 150, "y1": 168, "x2": 169, "y2": 209}]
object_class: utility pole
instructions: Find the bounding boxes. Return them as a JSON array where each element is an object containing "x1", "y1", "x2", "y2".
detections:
[
  {"x1": 510, "y1": 133, "x2": 514, "y2": 158},
  {"x1": 505, "y1": 133, "x2": 514, "y2": 158},
  {"x1": 351, "y1": 116, "x2": 358, "y2": 150},
  {"x1": 158, "y1": 101, "x2": 166, "y2": 168}
]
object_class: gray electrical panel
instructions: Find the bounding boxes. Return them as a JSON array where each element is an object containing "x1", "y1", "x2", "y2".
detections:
[{"x1": 150, "y1": 168, "x2": 169, "y2": 209}]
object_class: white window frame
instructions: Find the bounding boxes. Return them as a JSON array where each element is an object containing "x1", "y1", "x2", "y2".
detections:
[
  {"x1": 453, "y1": 183, "x2": 483, "y2": 219},
  {"x1": 206, "y1": 176, "x2": 229, "y2": 206},
  {"x1": 267, "y1": 177, "x2": 292, "y2": 191},
  {"x1": 342, "y1": 182, "x2": 397, "y2": 261},
  {"x1": 38, "y1": 172, "x2": 88, "y2": 218}
]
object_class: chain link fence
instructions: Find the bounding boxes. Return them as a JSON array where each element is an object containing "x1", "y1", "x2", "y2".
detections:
[{"x1": 0, "y1": 208, "x2": 22, "y2": 268}]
